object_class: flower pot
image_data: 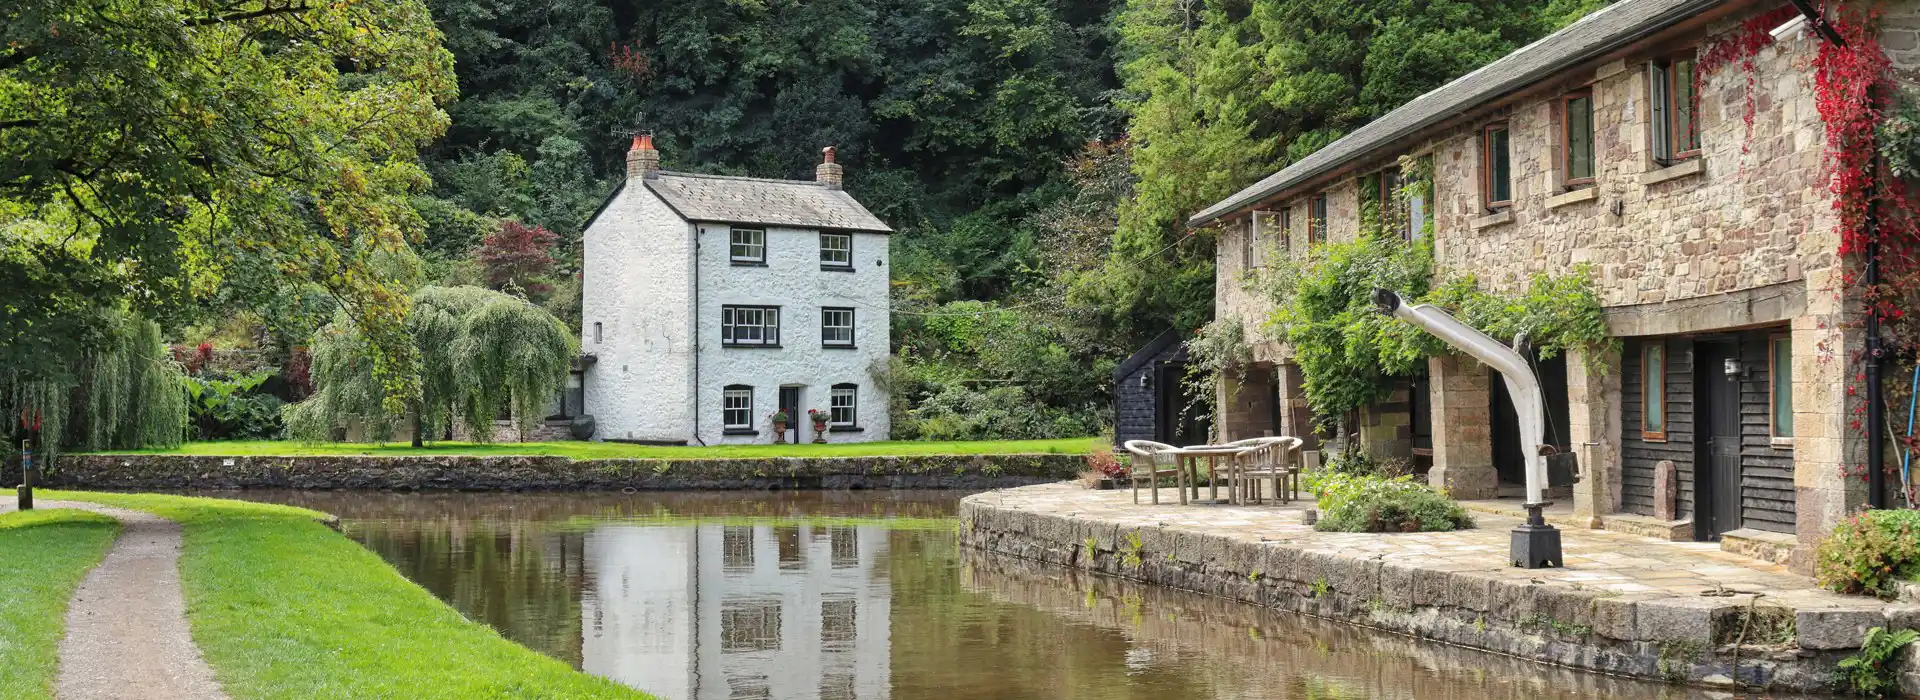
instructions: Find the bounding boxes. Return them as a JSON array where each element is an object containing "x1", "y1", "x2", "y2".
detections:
[
  {"x1": 772, "y1": 422, "x2": 787, "y2": 443},
  {"x1": 811, "y1": 421, "x2": 829, "y2": 443},
  {"x1": 1095, "y1": 478, "x2": 1118, "y2": 490}
]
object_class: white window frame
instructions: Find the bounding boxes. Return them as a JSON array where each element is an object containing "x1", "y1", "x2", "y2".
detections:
[
  {"x1": 723, "y1": 387, "x2": 753, "y2": 430},
  {"x1": 821, "y1": 307, "x2": 855, "y2": 347},
  {"x1": 730, "y1": 228, "x2": 766, "y2": 264},
  {"x1": 820, "y1": 233, "x2": 852, "y2": 268},
  {"x1": 722, "y1": 305, "x2": 780, "y2": 346},
  {"x1": 829, "y1": 385, "x2": 857, "y2": 427}
]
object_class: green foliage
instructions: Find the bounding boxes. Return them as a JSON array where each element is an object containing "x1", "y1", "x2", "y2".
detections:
[
  {"x1": 0, "y1": 509, "x2": 120, "y2": 700},
  {"x1": 1181, "y1": 317, "x2": 1251, "y2": 436},
  {"x1": 1816, "y1": 509, "x2": 1920, "y2": 597},
  {"x1": 1, "y1": 309, "x2": 186, "y2": 457},
  {"x1": 1314, "y1": 474, "x2": 1474, "y2": 533},
  {"x1": 0, "y1": 0, "x2": 458, "y2": 411},
  {"x1": 1837, "y1": 626, "x2": 1919, "y2": 697},
  {"x1": 286, "y1": 286, "x2": 574, "y2": 444},
  {"x1": 186, "y1": 371, "x2": 285, "y2": 441}
]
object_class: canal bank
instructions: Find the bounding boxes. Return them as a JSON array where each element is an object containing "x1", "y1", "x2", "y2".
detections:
[
  {"x1": 33, "y1": 453, "x2": 1080, "y2": 491},
  {"x1": 959, "y1": 483, "x2": 1920, "y2": 695}
]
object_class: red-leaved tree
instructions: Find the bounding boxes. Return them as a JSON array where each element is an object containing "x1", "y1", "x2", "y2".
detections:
[{"x1": 477, "y1": 221, "x2": 558, "y2": 298}]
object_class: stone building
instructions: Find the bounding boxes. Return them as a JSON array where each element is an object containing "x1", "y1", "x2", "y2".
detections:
[
  {"x1": 579, "y1": 136, "x2": 893, "y2": 444},
  {"x1": 1192, "y1": 0, "x2": 1910, "y2": 566}
]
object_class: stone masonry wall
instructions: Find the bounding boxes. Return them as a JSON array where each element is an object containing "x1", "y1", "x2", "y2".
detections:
[
  {"x1": 960, "y1": 489, "x2": 1908, "y2": 694},
  {"x1": 41, "y1": 453, "x2": 1083, "y2": 491}
]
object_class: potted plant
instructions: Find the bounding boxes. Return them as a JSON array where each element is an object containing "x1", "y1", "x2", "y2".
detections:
[
  {"x1": 769, "y1": 410, "x2": 790, "y2": 443},
  {"x1": 807, "y1": 408, "x2": 830, "y2": 443}
]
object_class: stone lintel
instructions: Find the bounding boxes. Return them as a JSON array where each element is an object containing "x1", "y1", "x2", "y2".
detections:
[{"x1": 1603, "y1": 280, "x2": 1806, "y2": 337}]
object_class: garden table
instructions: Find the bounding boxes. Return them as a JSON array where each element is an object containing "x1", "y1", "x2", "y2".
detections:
[{"x1": 1176, "y1": 444, "x2": 1254, "y2": 505}]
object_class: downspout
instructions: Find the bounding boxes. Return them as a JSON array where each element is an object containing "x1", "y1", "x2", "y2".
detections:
[
  {"x1": 1787, "y1": 0, "x2": 1886, "y2": 507},
  {"x1": 691, "y1": 223, "x2": 706, "y2": 446},
  {"x1": 1375, "y1": 289, "x2": 1562, "y2": 568}
]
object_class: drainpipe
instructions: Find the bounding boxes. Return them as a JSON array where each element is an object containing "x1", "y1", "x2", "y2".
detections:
[
  {"x1": 691, "y1": 224, "x2": 706, "y2": 446},
  {"x1": 1375, "y1": 289, "x2": 1562, "y2": 568},
  {"x1": 1786, "y1": 0, "x2": 1885, "y2": 507}
]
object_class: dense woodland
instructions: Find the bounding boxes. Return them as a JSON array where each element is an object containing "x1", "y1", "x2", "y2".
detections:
[{"x1": 0, "y1": 0, "x2": 1607, "y2": 447}]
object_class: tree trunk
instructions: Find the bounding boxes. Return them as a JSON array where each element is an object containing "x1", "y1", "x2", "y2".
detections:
[{"x1": 410, "y1": 401, "x2": 424, "y2": 448}]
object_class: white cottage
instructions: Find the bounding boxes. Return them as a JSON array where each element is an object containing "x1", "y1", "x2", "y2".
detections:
[{"x1": 579, "y1": 135, "x2": 893, "y2": 444}]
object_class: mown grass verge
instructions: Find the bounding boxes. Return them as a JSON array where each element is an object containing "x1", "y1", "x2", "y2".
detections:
[
  {"x1": 96, "y1": 436, "x2": 1098, "y2": 460},
  {"x1": 42, "y1": 491, "x2": 651, "y2": 700},
  {"x1": 0, "y1": 509, "x2": 120, "y2": 700}
]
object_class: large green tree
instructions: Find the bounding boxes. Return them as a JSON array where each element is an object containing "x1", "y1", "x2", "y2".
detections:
[{"x1": 1, "y1": 0, "x2": 458, "y2": 412}]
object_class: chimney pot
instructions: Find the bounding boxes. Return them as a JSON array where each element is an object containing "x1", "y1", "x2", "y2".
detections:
[
  {"x1": 816, "y1": 145, "x2": 844, "y2": 189},
  {"x1": 627, "y1": 131, "x2": 660, "y2": 180}
]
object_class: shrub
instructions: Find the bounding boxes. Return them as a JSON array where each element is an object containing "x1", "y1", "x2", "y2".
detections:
[
  {"x1": 1815, "y1": 509, "x2": 1920, "y2": 597},
  {"x1": 1315, "y1": 474, "x2": 1473, "y2": 533},
  {"x1": 1086, "y1": 446, "x2": 1127, "y2": 480}
]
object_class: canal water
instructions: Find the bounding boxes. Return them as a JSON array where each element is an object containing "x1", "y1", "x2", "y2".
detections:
[{"x1": 225, "y1": 489, "x2": 1791, "y2": 700}]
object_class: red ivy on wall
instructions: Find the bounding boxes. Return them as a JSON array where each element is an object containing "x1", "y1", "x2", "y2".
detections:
[{"x1": 1696, "y1": 5, "x2": 1800, "y2": 155}]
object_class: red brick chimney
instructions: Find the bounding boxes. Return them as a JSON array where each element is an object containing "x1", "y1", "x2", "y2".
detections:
[
  {"x1": 627, "y1": 133, "x2": 660, "y2": 180},
  {"x1": 816, "y1": 146, "x2": 843, "y2": 189}
]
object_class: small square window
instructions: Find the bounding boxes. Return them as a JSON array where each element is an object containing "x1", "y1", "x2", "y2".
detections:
[
  {"x1": 730, "y1": 228, "x2": 766, "y2": 264},
  {"x1": 829, "y1": 385, "x2": 857, "y2": 426},
  {"x1": 820, "y1": 233, "x2": 852, "y2": 267},
  {"x1": 821, "y1": 308, "x2": 855, "y2": 347}
]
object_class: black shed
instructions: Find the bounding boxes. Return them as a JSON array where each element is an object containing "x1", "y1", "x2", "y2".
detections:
[{"x1": 1112, "y1": 330, "x2": 1210, "y2": 449}]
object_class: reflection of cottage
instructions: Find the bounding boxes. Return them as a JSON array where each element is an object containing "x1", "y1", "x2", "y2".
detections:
[
  {"x1": 579, "y1": 135, "x2": 893, "y2": 444},
  {"x1": 581, "y1": 523, "x2": 891, "y2": 700},
  {"x1": 1111, "y1": 331, "x2": 1210, "y2": 448},
  {"x1": 1197, "y1": 0, "x2": 1917, "y2": 562}
]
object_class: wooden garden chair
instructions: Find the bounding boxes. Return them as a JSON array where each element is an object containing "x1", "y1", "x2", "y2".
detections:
[
  {"x1": 1226, "y1": 436, "x2": 1303, "y2": 505},
  {"x1": 1121, "y1": 440, "x2": 1187, "y2": 505}
]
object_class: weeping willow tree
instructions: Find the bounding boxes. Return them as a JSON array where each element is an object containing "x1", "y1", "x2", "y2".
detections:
[
  {"x1": 285, "y1": 286, "x2": 574, "y2": 444},
  {"x1": 1, "y1": 309, "x2": 188, "y2": 459}
]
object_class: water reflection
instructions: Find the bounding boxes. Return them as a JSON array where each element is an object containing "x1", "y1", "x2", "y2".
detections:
[
  {"x1": 207, "y1": 490, "x2": 1819, "y2": 700},
  {"x1": 584, "y1": 523, "x2": 890, "y2": 699}
]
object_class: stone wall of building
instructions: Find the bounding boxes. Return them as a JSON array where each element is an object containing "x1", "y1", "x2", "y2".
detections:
[
  {"x1": 581, "y1": 183, "x2": 698, "y2": 443},
  {"x1": 43, "y1": 453, "x2": 1083, "y2": 491},
  {"x1": 1425, "y1": 25, "x2": 1832, "y2": 304}
]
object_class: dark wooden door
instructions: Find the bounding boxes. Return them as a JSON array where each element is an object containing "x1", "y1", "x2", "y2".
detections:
[
  {"x1": 1697, "y1": 343, "x2": 1743, "y2": 538},
  {"x1": 779, "y1": 386, "x2": 802, "y2": 443}
]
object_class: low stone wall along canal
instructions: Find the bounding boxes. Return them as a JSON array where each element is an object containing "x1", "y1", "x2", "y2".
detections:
[
  {"x1": 42, "y1": 453, "x2": 1081, "y2": 491},
  {"x1": 960, "y1": 483, "x2": 1920, "y2": 695}
]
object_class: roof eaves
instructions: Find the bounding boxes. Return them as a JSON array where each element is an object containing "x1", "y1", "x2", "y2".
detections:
[{"x1": 1185, "y1": 0, "x2": 1727, "y2": 228}]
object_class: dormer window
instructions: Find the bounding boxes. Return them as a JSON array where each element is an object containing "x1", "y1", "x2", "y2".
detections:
[
  {"x1": 820, "y1": 232, "x2": 852, "y2": 269},
  {"x1": 730, "y1": 228, "x2": 766, "y2": 265}
]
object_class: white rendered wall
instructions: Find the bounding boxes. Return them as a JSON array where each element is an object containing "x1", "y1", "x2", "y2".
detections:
[
  {"x1": 695, "y1": 225, "x2": 891, "y2": 444},
  {"x1": 580, "y1": 183, "x2": 697, "y2": 442}
]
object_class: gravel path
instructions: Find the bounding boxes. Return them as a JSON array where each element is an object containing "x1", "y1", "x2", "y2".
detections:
[{"x1": 1, "y1": 495, "x2": 232, "y2": 700}]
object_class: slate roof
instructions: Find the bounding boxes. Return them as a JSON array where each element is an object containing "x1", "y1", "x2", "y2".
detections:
[
  {"x1": 1188, "y1": 0, "x2": 1728, "y2": 227},
  {"x1": 643, "y1": 172, "x2": 892, "y2": 233}
]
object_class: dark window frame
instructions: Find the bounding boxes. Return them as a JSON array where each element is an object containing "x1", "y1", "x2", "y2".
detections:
[
  {"x1": 1642, "y1": 343, "x2": 1668, "y2": 442},
  {"x1": 1482, "y1": 123, "x2": 1512, "y2": 210},
  {"x1": 1308, "y1": 194, "x2": 1328, "y2": 245},
  {"x1": 820, "y1": 307, "x2": 856, "y2": 348},
  {"x1": 819, "y1": 232, "x2": 853, "y2": 269},
  {"x1": 722, "y1": 384, "x2": 754, "y2": 431},
  {"x1": 721, "y1": 305, "x2": 782, "y2": 347},
  {"x1": 1562, "y1": 90, "x2": 1597, "y2": 187},
  {"x1": 829, "y1": 383, "x2": 858, "y2": 427},
  {"x1": 729, "y1": 228, "x2": 767, "y2": 264}
]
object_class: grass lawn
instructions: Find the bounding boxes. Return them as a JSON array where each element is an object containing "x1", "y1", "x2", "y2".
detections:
[
  {"x1": 0, "y1": 509, "x2": 121, "y2": 700},
  {"x1": 103, "y1": 436, "x2": 1099, "y2": 460},
  {"x1": 42, "y1": 491, "x2": 651, "y2": 700}
]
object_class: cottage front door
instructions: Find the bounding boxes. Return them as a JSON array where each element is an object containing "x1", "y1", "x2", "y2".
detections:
[
  {"x1": 1696, "y1": 342, "x2": 1743, "y2": 539},
  {"x1": 779, "y1": 386, "x2": 803, "y2": 443}
]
